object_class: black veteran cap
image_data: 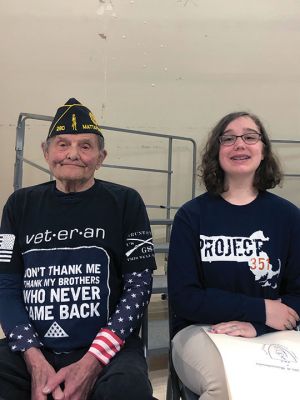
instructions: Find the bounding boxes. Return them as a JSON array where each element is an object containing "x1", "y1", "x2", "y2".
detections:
[{"x1": 47, "y1": 98, "x2": 103, "y2": 139}]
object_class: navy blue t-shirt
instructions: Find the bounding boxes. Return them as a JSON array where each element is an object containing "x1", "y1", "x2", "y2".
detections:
[{"x1": 0, "y1": 179, "x2": 156, "y2": 351}]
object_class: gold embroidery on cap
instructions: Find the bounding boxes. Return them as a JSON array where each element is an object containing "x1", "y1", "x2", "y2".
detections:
[
  {"x1": 72, "y1": 114, "x2": 77, "y2": 131},
  {"x1": 56, "y1": 125, "x2": 65, "y2": 132},
  {"x1": 89, "y1": 112, "x2": 98, "y2": 125},
  {"x1": 82, "y1": 124, "x2": 101, "y2": 132}
]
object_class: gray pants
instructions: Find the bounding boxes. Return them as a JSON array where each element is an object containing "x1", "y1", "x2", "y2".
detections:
[{"x1": 172, "y1": 325, "x2": 229, "y2": 400}]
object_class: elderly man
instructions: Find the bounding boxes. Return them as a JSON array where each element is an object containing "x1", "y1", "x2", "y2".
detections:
[{"x1": 0, "y1": 98, "x2": 157, "y2": 400}]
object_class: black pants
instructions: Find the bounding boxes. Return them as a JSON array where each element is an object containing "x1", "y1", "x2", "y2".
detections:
[{"x1": 0, "y1": 336, "x2": 155, "y2": 400}]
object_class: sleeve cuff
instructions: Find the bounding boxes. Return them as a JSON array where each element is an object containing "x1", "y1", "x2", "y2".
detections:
[
  {"x1": 243, "y1": 297, "x2": 266, "y2": 324},
  {"x1": 8, "y1": 323, "x2": 43, "y2": 352},
  {"x1": 252, "y1": 322, "x2": 277, "y2": 336},
  {"x1": 88, "y1": 328, "x2": 124, "y2": 365}
]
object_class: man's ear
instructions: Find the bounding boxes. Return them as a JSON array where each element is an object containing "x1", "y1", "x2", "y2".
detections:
[
  {"x1": 96, "y1": 149, "x2": 107, "y2": 170},
  {"x1": 41, "y1": 142, "x2": 49, "y2": 162}
]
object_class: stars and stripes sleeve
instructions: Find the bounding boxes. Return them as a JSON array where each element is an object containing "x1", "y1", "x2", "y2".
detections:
[
  {"x1": 7, "y1": 323, "x2": 43, "y2": 352},
  {"x1": 88, "y1": 268, "x2": 152, "y2": 365}
]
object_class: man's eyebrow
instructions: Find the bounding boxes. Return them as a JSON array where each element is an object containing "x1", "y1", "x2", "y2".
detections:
[
  {"x1": 55, "y1": 137, "x2": 68, "y2": 143},
  {"x1": 55, "y1": 137, "x2": 93, "y2": 144},
  {"x1": 77, "y1": 138, "x2": 94, "y2": 144}
]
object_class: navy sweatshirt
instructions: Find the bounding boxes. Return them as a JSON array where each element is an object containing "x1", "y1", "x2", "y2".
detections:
[{"x1": 168, "y1": 191, "x2": 300, "y2": 337}]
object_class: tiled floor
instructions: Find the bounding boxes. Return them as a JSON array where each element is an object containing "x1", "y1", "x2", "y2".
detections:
[{"x1": 150, "y1": 367, "x2": 168, "y2": 400}]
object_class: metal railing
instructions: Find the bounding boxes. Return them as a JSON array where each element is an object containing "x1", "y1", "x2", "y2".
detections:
[
  {"x1": 271, "y1": 139, "x2": 300, "y2": 179},
  {"x1": 14, "y1": 113, "x2": 197, "y2": 249}
]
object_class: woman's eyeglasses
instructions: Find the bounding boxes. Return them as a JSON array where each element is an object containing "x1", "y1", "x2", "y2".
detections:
[{"x1": 219, "y1": 132, "x2": 262, "y2": 146}]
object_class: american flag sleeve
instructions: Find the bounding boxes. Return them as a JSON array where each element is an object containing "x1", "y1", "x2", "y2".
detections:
[
  {"x1": 0, "y1": 234, "x2": 15, "y2": 263},
  {"x1": 88, "y1": 268, "x2": 153, "y2": 365}
]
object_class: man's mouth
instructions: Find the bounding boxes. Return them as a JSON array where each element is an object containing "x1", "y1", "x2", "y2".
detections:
[{"x1": 60, "y1": 163, "x2": 84, "y2": 167}]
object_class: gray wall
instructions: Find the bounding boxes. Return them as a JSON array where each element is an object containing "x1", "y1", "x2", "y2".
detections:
[{"x1": 1, "y1": 0, "x2": 300, "y2": 216}]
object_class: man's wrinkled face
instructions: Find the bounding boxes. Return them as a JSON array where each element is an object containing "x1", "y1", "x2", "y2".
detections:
[{"x1": 43, "y1": 134, "x2": 106, "y2": 191}]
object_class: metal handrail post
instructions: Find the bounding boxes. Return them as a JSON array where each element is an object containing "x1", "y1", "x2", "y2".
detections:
[
  {"x1": 14, "y1": 115, "x2": 26, "y2": 191},
  {"x1": 166, "y1": 137, "x2": 173, "y2": 243},
  {"x1": 191, "y1": 139, "x2": 197, "y2": 198}
]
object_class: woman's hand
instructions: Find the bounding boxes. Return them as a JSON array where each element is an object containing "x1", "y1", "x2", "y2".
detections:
[
  {"x1": 265, "y1": 299, "x2": 299, "y2": 330},
  {"x1": 210, "y1": 321, "x2": 257, "y2": 338}
]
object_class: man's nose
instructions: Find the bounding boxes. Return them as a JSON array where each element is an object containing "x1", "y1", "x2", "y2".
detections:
[{"x1": 66, "y1": 145, "x2": 79, "y2": 159}]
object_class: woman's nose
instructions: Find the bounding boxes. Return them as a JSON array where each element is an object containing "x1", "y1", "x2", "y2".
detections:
[{"x1": 234, "y1": 136, "x2": 246, "y2": 149}]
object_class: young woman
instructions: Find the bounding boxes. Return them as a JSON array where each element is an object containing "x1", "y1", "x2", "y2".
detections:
[{"x1": 168, "y1": 112, "x2": 300, "y2": 399}]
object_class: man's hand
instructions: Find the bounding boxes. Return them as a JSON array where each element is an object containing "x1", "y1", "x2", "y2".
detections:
[
  {"x1": 265, "y1": 299, "x2": 299, "y2": 330},
  {"x1": 210, "y1": 321, "x2": 257, "y2": 338},
  {"x1": 23, "y1": 347, "x2": 64, "y2": 400},
  {"x1": 43, "y1": 352, "x2": 103, "y2": 400}
]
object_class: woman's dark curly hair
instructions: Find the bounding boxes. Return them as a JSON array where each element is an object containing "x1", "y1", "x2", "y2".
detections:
[{"x1": 199, "y1": 111, "x2": 282, "y2": 194}]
